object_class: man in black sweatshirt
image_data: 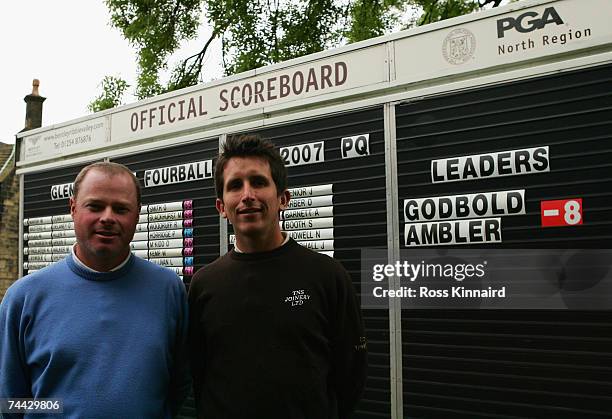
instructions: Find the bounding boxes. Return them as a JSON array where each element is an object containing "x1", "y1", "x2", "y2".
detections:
[{"x1": 188, "y1": 134, "x2": 367, "y2": 418}]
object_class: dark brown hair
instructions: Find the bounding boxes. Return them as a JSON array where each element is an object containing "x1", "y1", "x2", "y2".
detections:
[{"x1": 214, "y1": 135, "x2": 287, "y2": 199}]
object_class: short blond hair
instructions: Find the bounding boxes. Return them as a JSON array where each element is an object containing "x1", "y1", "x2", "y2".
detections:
[{"x1": 73, "y1": 162, "x2": 141, "y2": 206}]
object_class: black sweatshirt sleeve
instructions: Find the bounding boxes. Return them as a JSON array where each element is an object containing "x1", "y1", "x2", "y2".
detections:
[{"x1": 331, "y1": 265, "x2": 368, "y2": 419}]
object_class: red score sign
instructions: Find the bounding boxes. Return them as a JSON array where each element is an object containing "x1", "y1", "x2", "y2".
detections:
[{"x1": 541, "y1": 198, "x2": 583, "y2": 227}]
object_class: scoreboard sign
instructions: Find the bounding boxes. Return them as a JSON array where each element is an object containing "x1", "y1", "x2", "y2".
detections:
[{"x1": 541, "y1": 198, "x2": 583, "y2": 227}]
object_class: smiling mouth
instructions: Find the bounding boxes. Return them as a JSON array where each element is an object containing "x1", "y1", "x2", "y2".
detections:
[
  {"x1": 95, "y1": 231, "x2": 118, "y2": 237},
  {"x1": 237, "y1": 207, "x2": 263, "y2": 215}
]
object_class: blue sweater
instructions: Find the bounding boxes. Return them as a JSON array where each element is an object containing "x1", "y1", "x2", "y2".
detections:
[{"x1": 0, "y1": 254, "x2": 189, "y2": 419}]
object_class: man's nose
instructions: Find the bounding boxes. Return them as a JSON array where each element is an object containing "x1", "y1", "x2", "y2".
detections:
[
  {"x1": 241, "y1": 182, "x2": 255, "y2": 202},
  {"x1": 99, "y1": 206, "x2": 116, "y2": 223}
]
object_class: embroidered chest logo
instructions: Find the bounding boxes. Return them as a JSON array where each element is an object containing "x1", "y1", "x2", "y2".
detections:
[{"x1": 284, "y1": 289, "x2": 311, "y2": 307}]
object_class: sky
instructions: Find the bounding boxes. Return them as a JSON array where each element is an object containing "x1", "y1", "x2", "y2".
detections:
[
  {"x1": 0, "y1": 0, "x2": 222, "y2": 145},
  {"x1": 0, "y1": 1, "x2": 516, "y2": 146}
]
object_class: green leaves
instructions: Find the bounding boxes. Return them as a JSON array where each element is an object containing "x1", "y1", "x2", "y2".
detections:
[
  {"x1": 88, "y1": 76, "x2": 130, "y2": 113},
  {"x1": 90, "y1": 0, "x2": 504, "y2": 113},
  {"x1": 414, "y1": 0, "x2": 480, "y2": 25},
  {"x1": 105, "y1": 0, "x2": 203, "y2": 98},
  {"x1": 347, "y1": 0, "x2": 408, "y2": 43}
]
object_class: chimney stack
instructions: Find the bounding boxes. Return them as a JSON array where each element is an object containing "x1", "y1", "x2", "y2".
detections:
[{"x1": 24, "y1": 79, "x2": 46, "y2": 131}]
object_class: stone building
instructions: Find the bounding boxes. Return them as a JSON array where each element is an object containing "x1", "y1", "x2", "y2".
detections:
[
  {"x1": 0, "y1": 142, "x2": 18, "y2": 298},
  {"x1": 1, "y1": 80, "x2": 44, "y2": 298}
]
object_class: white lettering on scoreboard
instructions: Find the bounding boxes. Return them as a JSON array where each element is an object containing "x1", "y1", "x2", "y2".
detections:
[
  {"x1": 144, "y1": 160, "x2": 212, "y2": 187},
  {"x1": 405, "y1": 218, "x2": 502, "y2": 247},
  {"x1": 431, "y1": 146, "x2": 549, "y2": 183},
  {"x1": 279, "y1": 141, "x2": 324, "y2": 167},
  {"x1": 404, "y1": 190, "x2": 525, "y2": 222}
]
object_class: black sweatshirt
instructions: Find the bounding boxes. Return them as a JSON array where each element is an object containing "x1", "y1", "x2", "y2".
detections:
[{"x1": 188, "y1": 238, "x2": 367, "y2": 419}]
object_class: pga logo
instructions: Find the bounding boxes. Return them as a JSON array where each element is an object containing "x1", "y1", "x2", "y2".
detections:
[{"x1": 497, "y1": 7, "x2": 564, "y2": 38}]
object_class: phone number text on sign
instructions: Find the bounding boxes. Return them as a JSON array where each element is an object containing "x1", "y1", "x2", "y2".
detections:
[{"x1": 541, "y1": 198, "x2": 582, "y2": 227}]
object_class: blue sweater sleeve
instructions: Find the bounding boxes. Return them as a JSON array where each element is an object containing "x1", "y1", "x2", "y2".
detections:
[{"x1": 0, "y1": 283, "x2": 33, "y2": 409}]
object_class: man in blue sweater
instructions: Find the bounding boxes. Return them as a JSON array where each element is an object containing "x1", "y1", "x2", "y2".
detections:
[{"x1": 0, "y1": 162, "x2": 189, "y2": 418}]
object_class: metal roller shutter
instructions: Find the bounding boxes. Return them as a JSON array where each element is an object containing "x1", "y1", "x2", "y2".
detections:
[
  {"x1": 23, "y1": 164, "x2": 90, "y2": 219},
  {"x1": 112, "y1": 137, "x2": 220, "y2": 286},
  {"x1": 232, "y1": 106, "x2": 391, "y2": 418},
  {"x1": 396, "y1": 63, "x2": 612, "y2": 417}
]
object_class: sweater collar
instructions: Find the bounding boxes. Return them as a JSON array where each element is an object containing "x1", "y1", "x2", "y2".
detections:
[
  {"x1": 233, "y1": 232, "x2": 290, "y2": 253},
  {"x1": 230, "y1": 237, "x2": 298, "y2": 262},
  {"x1": 71, "y1": 244, "x2": 132, "y2": 273},
  {"x1": 66, "y1": 252, "x2": 135, "y2": 281}
]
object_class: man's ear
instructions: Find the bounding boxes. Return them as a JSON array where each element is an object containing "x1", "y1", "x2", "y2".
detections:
[
  {"x1": 69, "y1": 197, "x2": 76, "y2": 218},
  {"x1": 216, "y1": 198, "x2": 227, "y2": 218},
  {"x1": 279, "y1": 190, "x2": 291, "y2": 210}
]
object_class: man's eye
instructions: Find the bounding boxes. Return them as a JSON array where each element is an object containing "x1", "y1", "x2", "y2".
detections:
[
  {"x1": 227, "y1": 180, "x2": 241, "y2": 190},
  {"x1": 252, "y1": 178, "x2": 267, "y2": 187},
  {"x1": 87, "y1": 204, "x2": 102, "y2": 211},
  {"x1": 115, "y1": 208, "x2": 129, "y2": 214}
]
